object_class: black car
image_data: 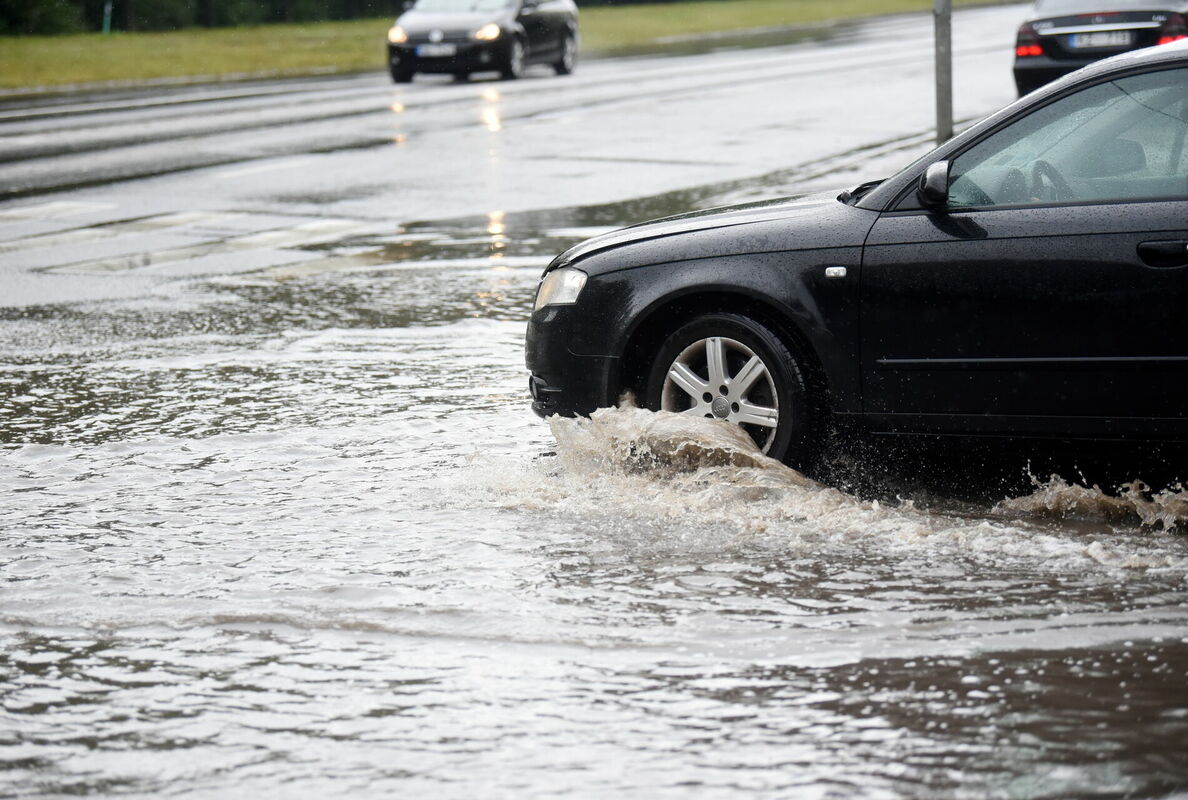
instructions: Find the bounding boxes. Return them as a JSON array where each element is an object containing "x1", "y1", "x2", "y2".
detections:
[
  {"x1": 526, "y1": 41, "x2": 1188, "y2": 469},
  {"x1": 386, "y1": 0, "x2": 578, "y2": 83},
  {"x1": 1014, "y1": 0, "x2": 1186, "y2": 94}
]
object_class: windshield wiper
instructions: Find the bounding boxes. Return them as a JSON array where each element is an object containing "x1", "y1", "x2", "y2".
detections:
[{"x1": 838, "y1": 179, "x2": 883, "y2": 205}]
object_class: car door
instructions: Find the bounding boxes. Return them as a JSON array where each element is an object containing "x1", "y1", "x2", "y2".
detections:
[{"x1": 860, "y1": 66, "x2": 1188, "y2": 438}]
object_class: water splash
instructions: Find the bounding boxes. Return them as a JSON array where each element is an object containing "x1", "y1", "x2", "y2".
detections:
[
  {"x1": 550, "y1": 403, "x2": 814, "y2": 479},
  {"x1": 469, "y1": 406, "x2": 1188, "y2": 573},
  {"x1": 996, "y1": 476, "x2": 1188, "y2": 531}
]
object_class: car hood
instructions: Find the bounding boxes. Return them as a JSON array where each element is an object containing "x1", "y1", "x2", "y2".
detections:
[
  {"x1": 397, "y1": 10, "x2": 504, "y2": 31},
  {"x1": 549, "y1": 192, "x2": 845, "y2": 272}
]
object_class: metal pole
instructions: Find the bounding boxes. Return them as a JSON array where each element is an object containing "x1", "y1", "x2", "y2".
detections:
[
  {"x1": 102, "y1": 0, "x2": 113, "y2": 33},
  {"x1": 934, "y1": 0, "x2": 953, "y2": 144}
]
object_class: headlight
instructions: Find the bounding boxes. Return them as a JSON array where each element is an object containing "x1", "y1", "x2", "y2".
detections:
[
  {"x1": 388, "y1": 25, "x2": 408, "y2": 44},
  {"x1": 534, "y1": 268, "x2": 587, "y2": 311},
  {"x1": 474, "y1": 23, "x2": 502, "y2": 41}
]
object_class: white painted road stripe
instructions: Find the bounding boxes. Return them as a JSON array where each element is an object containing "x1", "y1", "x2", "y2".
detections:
[
  {"x1": 0, "y1": 201, "x2": 114, "y2": 220},
  {"x1": 0, "y1": 211, "x2": 248, "y2": 254},
  {"x1": 215, "y1": 158, "x2": 315, "y2": 180},
  {"x1": 43, "y1": 218, "x2": 372, "y2": 274}
]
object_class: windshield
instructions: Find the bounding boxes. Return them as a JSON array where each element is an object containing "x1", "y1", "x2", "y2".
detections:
[{"x1": 412, "y1": 0, "x2": 515, "y2": 11}]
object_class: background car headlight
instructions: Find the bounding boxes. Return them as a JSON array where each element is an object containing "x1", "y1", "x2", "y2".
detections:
[
  {"x1": 387, "y1": 25, "x2": 408, "y2": 44},
  {"x1": 534, "y1": 268, "x2": 587, "y2": 311},
  {"x1": 474, "y1": 23, "x2": 502, "y2": 41}
]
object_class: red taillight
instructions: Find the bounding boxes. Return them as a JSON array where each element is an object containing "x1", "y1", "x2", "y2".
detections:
[
  {"x1": 1016, "y1": 23, "x2": 1043, "y2": 58},
  {"x1": 1159, "y1": 12, "x2": 1186, "y2": 44}
]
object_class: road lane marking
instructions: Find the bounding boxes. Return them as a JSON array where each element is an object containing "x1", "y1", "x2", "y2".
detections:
[
  {"x1": 0, "y1": 201, "x2": 114, "y2": 220},
  {"x1": 233, "y1": 219, "x2": 365, "y2": 247},
  {"x1": 256, "y1": 254, "x2": 549, "y2": 279},
  {"x1": 42, "y1": 218, "x2": 372, "y2": 274},
  {"x1": 215, "y1": 158, "x2": 315, "y2": 180},
  {"x1": 0, "y1": 211, "x2": 249, "y2": 255}
]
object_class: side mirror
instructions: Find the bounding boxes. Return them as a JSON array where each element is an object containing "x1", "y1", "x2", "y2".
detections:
[{"x1": 917, "y1": 161, "x2": 951, "y2": 208}]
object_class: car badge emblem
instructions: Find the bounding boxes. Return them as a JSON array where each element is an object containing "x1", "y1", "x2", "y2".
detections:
[
  {"x1": 429, "y1": 30, "x2": 443, "y2": 42},
  {"x1": 1092, "y1": 15, "x2": 1105, "y2": 23},
  {"x1": 711, "y1": 397, "x2": 730, "y2": 419}
]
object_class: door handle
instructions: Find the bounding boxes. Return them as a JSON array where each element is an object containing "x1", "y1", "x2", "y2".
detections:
[{"x1": 1137, "y1": 240, "x2": 1188, "y2": 268}]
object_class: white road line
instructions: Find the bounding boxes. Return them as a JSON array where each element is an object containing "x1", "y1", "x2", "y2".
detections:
[
  {"x1": 0, "y1": 211, "x2": 248, "y2": 254},
  {"x1": 0, "y1": 201, "x2": 114, "y2": 220},
  {"x1": 233, "y1": 219, "x2": 368, "y2": 247},
  {"x1": 134, "y1": 210, "x2": 245, "y2": 229},
  {"x1": 215, "y1": 157, "x2": 315, "y2": 180},
  {"x1": 43, "y1": 218, "x2": 372, "y2": 274},
  {"x1": 257, "y1": 254, "x2": 548, "y2": 279}
]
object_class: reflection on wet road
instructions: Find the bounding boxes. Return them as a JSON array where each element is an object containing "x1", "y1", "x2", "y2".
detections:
[{"x1": 2, "y1": 4, "x2": 1188, "y2": 797}]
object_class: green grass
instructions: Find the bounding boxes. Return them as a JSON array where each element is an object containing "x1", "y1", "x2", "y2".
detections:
[
  {"x1": 0, "y1": 21, "x2": 388, "y2": 89},
  {"x1": 0, "y1": 0, "x2": 1000, "y2": 90}
]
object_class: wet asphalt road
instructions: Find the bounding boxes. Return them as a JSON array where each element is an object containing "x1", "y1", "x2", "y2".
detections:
[
  {"x1": 0, "y1": 8, "x2": 1021, "y2": 204},
  {"x1": 0, "y1": 7, "x2": 1022, "y2": 237},
  {"x1": 4, "y1": 5, "x2": 1188, "y2": 799},
  {"x1": 0, "y1": 6, "x2": 1024, "y2": 312}
]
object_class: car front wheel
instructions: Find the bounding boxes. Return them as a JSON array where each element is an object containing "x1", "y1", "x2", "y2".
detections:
[
  {"x1": 501, "y1": 38, "x2": 525, "y2": 80},
  {"x1": 554, "y1": 32, "x2": 576, "y2": 75},
  {"x1": 644, "y1": 313, "x2": 817, "y2": 467}
]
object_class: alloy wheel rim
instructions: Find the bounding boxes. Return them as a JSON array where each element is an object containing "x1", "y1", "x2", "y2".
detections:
[
  {"x1": 562, "y1": 35, "x2": 575, "y2": 70},
  {"x1": 510, "y1": 40, "x2": 524, "y2": 75},
  {"x1": 660, "y1": 336, "x2": 780, "y2": 452}
]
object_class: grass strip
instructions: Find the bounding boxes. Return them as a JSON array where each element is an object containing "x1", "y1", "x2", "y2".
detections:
[{"x1": 0, "y1": 0, "x2": 1007, "y2": 90}]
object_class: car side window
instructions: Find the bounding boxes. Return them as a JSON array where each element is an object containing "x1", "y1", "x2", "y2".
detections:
[{"x1": 948, "y1": 67, "x2": 1188, "y2": 208}]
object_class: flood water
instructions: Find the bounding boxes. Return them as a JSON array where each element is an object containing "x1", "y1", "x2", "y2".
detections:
[{"x1": 3, "y1": 197, "x2": 1188, "y2": 799}]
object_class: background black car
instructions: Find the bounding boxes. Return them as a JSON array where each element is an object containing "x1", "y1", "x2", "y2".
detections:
[
  {"x1": 1014, "y1": 0, "x2": 1186, "y2": 94},
  {"x1": 527, "y1": 41, "x2": 1188, "y2": 469},
  {"x1": 387, "y1": 0, "x2": 578, "y2": 83}
]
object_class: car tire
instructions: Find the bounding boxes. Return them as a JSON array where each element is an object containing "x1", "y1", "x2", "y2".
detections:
[
  {"x1": 454, "y1": 70, "x2": 470, "y2": 82},
  {"x1": 391, "y1": 67, "x2": 415, "y2": 84},
  {"x1": 644, "y1": 313, "x2": 818, "y2": 467},
  {"x1": 554, "y1": 32, "x2": 577, "y2": 75},
  {"x1": 501, "y1": 37, "x2": 525, "y2": 80}
]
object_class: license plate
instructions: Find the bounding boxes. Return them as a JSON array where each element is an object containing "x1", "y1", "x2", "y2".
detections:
[
  {"x1": 417, "y1": 43, "x2": 457, "y2": 57},
  {"x1": 1069, "y1": 31, "x2": 1133, "y2": 48}
]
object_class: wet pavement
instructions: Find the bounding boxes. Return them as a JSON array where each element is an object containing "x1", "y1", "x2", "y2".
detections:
[{"x1": 3, "y1": 5, "x2": 1188, "y2": 798}]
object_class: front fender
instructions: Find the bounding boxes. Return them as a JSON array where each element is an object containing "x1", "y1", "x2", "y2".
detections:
[{"x1": 565, "y1": 249, "x2": 863, "y2": 413}]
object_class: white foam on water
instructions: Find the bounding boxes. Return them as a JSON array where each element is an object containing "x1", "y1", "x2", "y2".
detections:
[
  {"x1": 996, "y1": 475, "x2": 1188, "y2": 532},
  {"x1": 464, "y1": 405, "x2": 1188, "y2": 575}
]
